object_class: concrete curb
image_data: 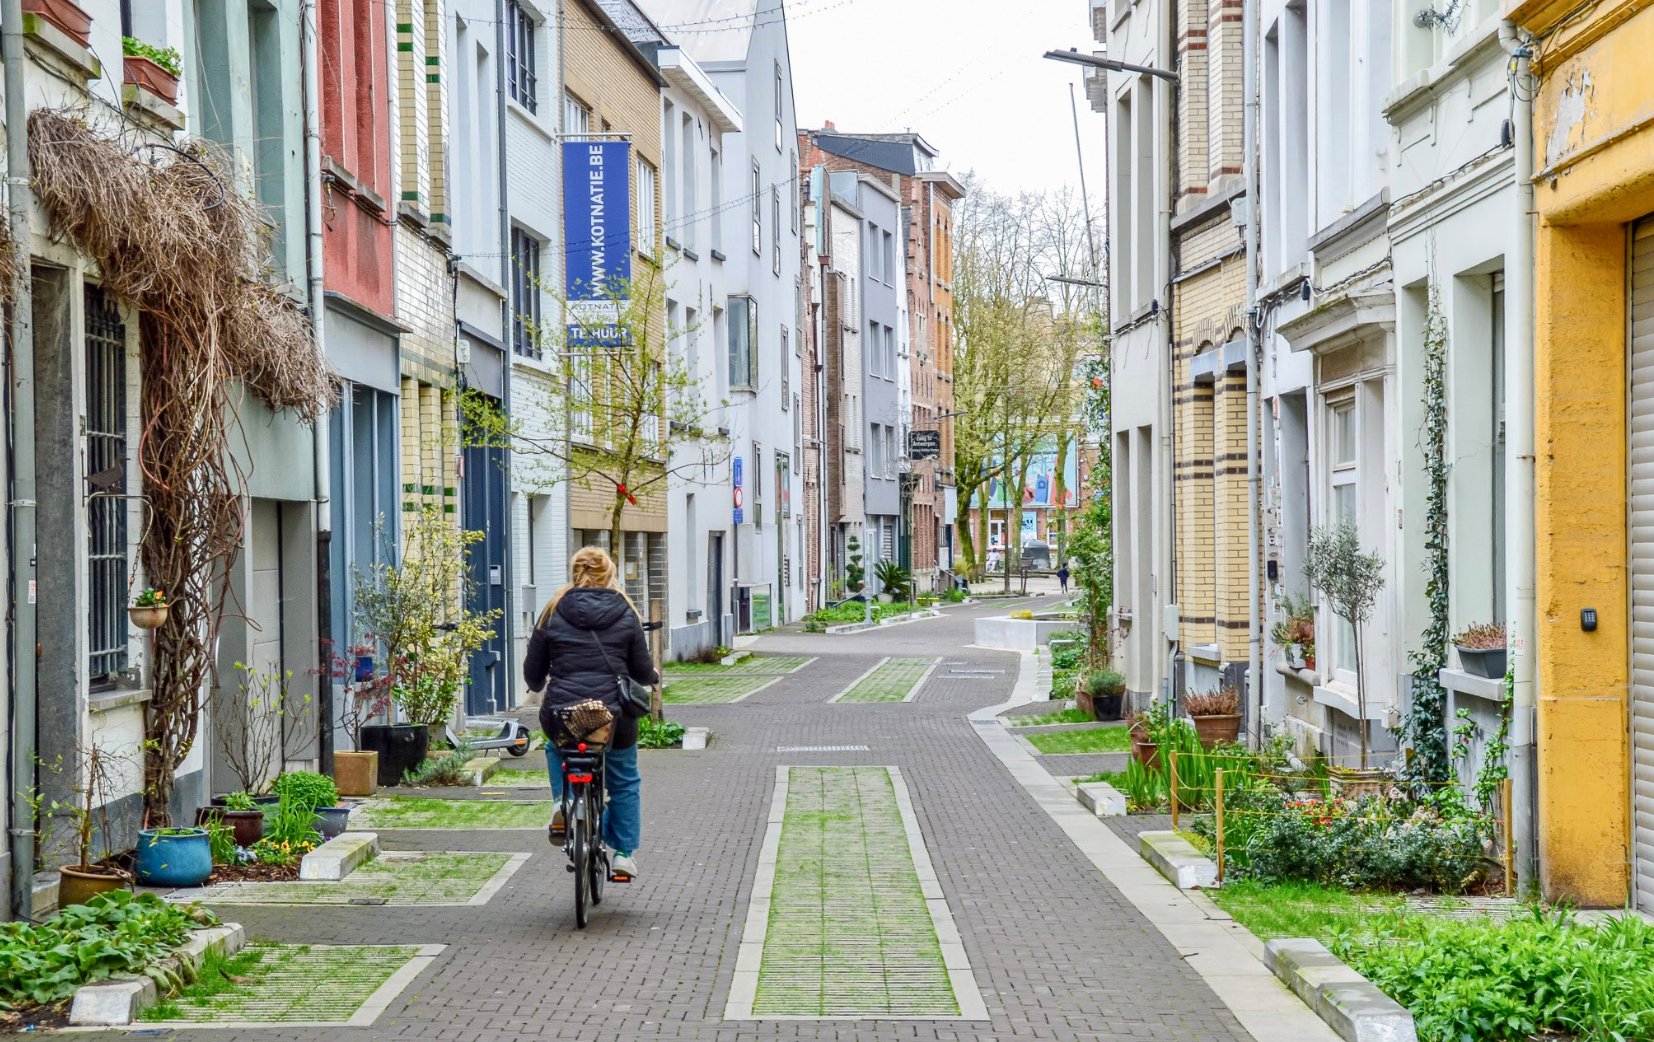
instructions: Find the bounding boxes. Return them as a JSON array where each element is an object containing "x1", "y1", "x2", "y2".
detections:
[
  {"x1": 1264, "y1": 938, "x2": 1417, "y2": 1042},
  {"x1": 69, "y1": 922, "x2": 246, "y2": 1026},
  {"x1": 301, "y1": 832, "x2": 381, "y2": 881},
  {"x1": 822, "y1": 610, "x2": 941, "y2": 634},
  {"x1": 719, "y1": 649, "x2": 754, "y2": 667},
  {"x1": 1076, "y1": 781, "x2": 1127, "y2": 817},
  {"x1": 1139, "y1": 830, "x2": 1218, "y2": 889},
  {"x1": 463, "y1": 756, "x2": 501, "y2": 786},
  {"x1": 682, "y1": 726, "x2": 711, "y2": 750}
]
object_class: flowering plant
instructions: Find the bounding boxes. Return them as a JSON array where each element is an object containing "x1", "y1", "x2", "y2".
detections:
[{"x1": 133, "y1": 587, "x2": 167, "y2": 607}]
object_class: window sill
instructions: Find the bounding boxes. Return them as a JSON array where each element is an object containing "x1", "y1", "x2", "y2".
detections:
[
  {"x1": 1274, "y1": 660, "x2": 1322, "y2": 686},
  {"x1": 666, "y1": 235, "x2": 682, "y2": 252},
  {"x1": 682, "y1": 247, "x2": 700, "y2": 262},
  {"x1": 1312, "y1": 681, "x2": 1389, "y2": 721},
  {"x1": 90, "y1": 688, "x2": 151, "y2": 714},
  {"x1": 1437, "y1": 667, "x2": 1504, "y2": 702},
  {"x1": 711, "y1": 249, "x2": 726, "y2": 263},
  {"x1": 1187, "y1": 643, "x2": 1221, "y2": 665},
  {"x1": 507, "y1": 99, "x2": 553, "y2": 140}
]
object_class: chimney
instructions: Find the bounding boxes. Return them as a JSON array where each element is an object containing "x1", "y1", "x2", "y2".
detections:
[{"x1": 824, "y1": 120, "x2": 835, "y2": 130}]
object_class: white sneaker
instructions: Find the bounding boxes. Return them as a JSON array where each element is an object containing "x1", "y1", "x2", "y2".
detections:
[
  {"x1": 611, "y1": 851, "x2": 639, "y2": 880},
  {"x1": 547, "y1": 805, "x2": 566, "y2": 842}
]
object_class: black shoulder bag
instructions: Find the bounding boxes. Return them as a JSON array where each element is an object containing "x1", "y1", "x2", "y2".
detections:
[{"x1": 587, "y1": 630, "x2": 654, "y2": 719}]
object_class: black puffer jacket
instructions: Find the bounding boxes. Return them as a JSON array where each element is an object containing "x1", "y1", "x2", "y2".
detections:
[{"x1": 524, "y1": 588, "x2": 660, "y2": 750}]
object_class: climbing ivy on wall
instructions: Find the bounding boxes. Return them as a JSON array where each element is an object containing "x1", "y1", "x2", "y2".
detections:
[{"x1": 1402, "y1": 282, "x2": 1452, "y2": 783}]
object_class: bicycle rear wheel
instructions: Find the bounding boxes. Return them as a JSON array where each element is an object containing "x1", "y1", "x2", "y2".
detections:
[
  {"x1": 572, "y1": 786, "x2": 590, "y2": 929},
  {"x1": 588, "y1": 788, "x2": 606, "y2": 906}
]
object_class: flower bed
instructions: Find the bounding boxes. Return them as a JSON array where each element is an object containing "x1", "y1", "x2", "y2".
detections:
[{"x1": 1214, "y1": 881, "x2": 1654, "y2": 1042}]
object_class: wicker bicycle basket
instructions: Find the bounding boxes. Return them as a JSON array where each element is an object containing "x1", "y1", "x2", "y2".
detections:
[{"x1": 545, "y1": 699, "x2": 615, "y2": 748}]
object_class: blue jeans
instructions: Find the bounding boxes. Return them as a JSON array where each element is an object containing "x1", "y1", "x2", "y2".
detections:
[{"x1": 546, "y1": 744, "x2": 641, "y2": 854}]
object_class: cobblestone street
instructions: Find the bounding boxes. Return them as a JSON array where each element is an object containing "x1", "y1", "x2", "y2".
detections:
[{"x1": 68, "y1": 599, "x2": 1258, "y2": 1041}]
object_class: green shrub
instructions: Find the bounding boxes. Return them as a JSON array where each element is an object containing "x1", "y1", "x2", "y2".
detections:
[
  {"x1": 206, "y1": 821, "x2": 238, "y2": 866},
  {"x1": 637, "y1": 718, "x2": 686, "y2": 748},
  {"x1": 942, "y1": 587, "x2": 966, "y2": 603},
  {"x1": 0, "y1": 891, "x2": 217, "y2": 1006},
  {"x1": 1334, "y1": 908, "x2": 1654, "y2": 1042},
  {"x1": 1088, "y1": 669, "x2": 1125, "y2": 696},
  {"x1": 263, "y1": 793, "x2": 323, "y2": 849},
  {"x1": 272, "y1": 770, "x2": 338, "y2": 812},
  {"x1": 400, "y1": 741, "x2": 475, "y2": 787},
  {"x1": 221, "y1": 791, "x2": 256, "y2": 812}
]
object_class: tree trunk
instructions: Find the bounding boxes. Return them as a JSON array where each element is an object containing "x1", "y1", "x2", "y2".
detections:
[
  {"x1": 1353, "y1": 621, "x2": 1369, "y2": 769},
  {"x1": 957, "y1": 484, "x2": 978, "y2": 574},
  {"x1": 1053, "y1": 432, "x2": 1070, "y2": 566}
]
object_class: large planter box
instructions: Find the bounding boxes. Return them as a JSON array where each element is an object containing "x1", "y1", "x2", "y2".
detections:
[
  {"x1": 334, "y1": 749, "x2": 379, "y2": 796},
  {"x1": 123, "y1": 54, "x2": 179, "y2": 105},
  {"x1": 23, "y1": 0, "x2": 91, "y2": 45},
  {"x1": 360, "y1": 724, "x2": 429, "y2": 786}
]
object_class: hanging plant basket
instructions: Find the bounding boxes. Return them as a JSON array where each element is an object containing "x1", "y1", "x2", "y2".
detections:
[{"x1": 128, "y1": 602, "x2": 169, "y2": 629}]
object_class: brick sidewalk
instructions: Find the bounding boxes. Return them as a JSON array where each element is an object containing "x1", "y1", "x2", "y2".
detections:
[{"x1": 61, "y1": 602, "x2": 1251, "y2": 1041}]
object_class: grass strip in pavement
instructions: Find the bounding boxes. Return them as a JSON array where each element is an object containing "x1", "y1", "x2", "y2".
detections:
[
  {"x1": 663, "y1": 674, "x2": 775, "y2": 704},
  {"x1": 141, "y1": 943, "x2": 424, "y2": 1024},
  {"x1": 832, "y1": 657, "x2": 939, "y2": 703},
  {"x1": 488, "y1": 767, "x2": 551, "y2": 788},
  {"x1": 192, "y1": 852, "x2": 513, "y2": 906},
  {"x1": 1026, "y1": 725, "x2": 1131, "y2": 754},
  {"x1": 350, "y1": 797, "x2": 550, "y2": 830},
  {"x1": 1007, "y1": 707, "x2": 1094, "y2": 726},
  {"x1": 664, "y1": 654, "x2": 810, "y2": 675},
  {"x1": 752, "y1": 766, "x2": 960, "y2": 1018}
]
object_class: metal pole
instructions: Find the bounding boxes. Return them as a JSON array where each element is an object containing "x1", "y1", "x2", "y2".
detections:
[
  {"x1": 4, "y1": 0, "x2": 38, "y2": 918},
  {"x1": 1500, "y1": 22, "x2": 1539, "y2": 895},
  {"x1": 300, "y1": 0, "x2": 332, "y2": 775},
  {"x1": 1169, "y1": 750, "x2": 1179, "y2": 829},
  {"x1": 1215, "y1": 767, "x2": 1225, "y2": 882},
  {"x1": 1243, "y1": 0, "x2": 1262, "y2": 751}
]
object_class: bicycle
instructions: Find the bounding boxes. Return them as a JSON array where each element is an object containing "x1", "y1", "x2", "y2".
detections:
[{"x1": 555, "y1": 736, "x2": 611, "y2": 929}]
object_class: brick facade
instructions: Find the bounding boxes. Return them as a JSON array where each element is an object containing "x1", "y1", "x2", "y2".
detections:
[{"x1": 319, "y1": 0, "x2": 394, "y2": 317}]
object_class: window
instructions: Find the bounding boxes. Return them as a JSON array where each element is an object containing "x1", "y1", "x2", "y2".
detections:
[
  {"x1": 1328, "y1": 394, "x2": 1357, "y2": 675},
  {"x1": 728, "y1": 294, "x2": 757, "y2": 389},
  {"x1": 869, "y1": 422, "x2": 883, "y2": 477},
  {"x1": 662, "y1": 101, "x2": 677, "y2": 232},
  {"x1": 511, "y1": 228, "x2": 542, "y2": 358},
  {"x1": 681, "y1": 114, "x2": 697, "y2": 248},
  {"x1": 883, "y1": 230, "x2": 894, "y2": 282},
  {"x1": 751, "y1": 161, "x2": 762, "y2": 255},
  {"x1": 774, "y1": 61, "x2": 784, "y2": 152},
  {"x1": 637, "y1": 158, "x2": 658, "y2": 257},
  {"x1": 780, "y1": 327, "x2": 790, "y2": 403},
  {"x1": 866, "y1": 223, "x2": 881, "y2": 282},
  {"x1": 752, "y1": 440, "x2": 765, "y2": 527},
  {"x1": 564, "y1": 92, "x2": 589, "y2": 135},
  {"x1": 710, "y1": 146, "x2": 723, "y2": 252},
  {"x1": 772, "y1": 186, "x2": 781, "y2": 275},
  {"x1": 507, "y1": 1, "x2": 537, "y2": 111},
  {"x1": 790, "y1": 150, "x2": 798, "y2": 232},
  {"x1": 86, "y1": 285, "x2": 129, "y2": 684},
  {"x1": 868, "y1": 321, "x2": 880, "y2": 377}
]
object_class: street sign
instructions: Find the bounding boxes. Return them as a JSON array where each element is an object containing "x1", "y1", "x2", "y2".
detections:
[
  {"x1": 908, "y1": 429, "x2": 941, "y2": 460},
  {"x1": 733, "y1": 457, "x2": 744, "y2": 524}
]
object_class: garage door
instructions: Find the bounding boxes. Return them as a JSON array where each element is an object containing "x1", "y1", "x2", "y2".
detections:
[{"x1": 1629, "y1": 217, "x2": 1654, "y2": 913}]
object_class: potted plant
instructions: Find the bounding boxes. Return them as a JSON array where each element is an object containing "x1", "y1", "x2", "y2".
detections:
[
  {"x1": 128, "y1": 586, "x2": 168, "y2": 630},
  {"x1": 844, "y1": 535, "x2": 866, "y2": 599},
  {"x1": 1087, "y1": 668, "x2": 1126, "y2": 721},
  {"x1": 135, "y1": 827, "x2": 212, "y2": 887},
  {"x1": 1130, "y1": 700, "x2": 1172, "y2": 768},
  {"x1": 873, "y1": 559, "x2": 911, "y2": 604},
  {"x1": 1305, "y1": 518, "x2": 1386, "y2": 773},
  {"x1": 273, "y1": 770, "x2": 349, "y2": 840},
  {"x1": 196, "y1": 790, "x2": 264, "y2": 847},
  {"x1": 22, "y1": 0, "x2": 92, "y2": 46},
  {"x1": 1184, "y1": 686, "x2": 1242, "y2": 749},
  {"x1": 215, "y1": 661, "x2": 286, "y2": 800},
  {"x1": 122, "y1": 37, "x2": 181, "y2": 105},
  {"x1": 45, "y1": 745, "x2": 131, "y2": 907},
  {"x1": 1452, "y1": 621, "x2": 1507, "y2": 680},
  {"x1": 352, "y1": 508, "x2": 500, "y2": 786},
  {"x1": 1271, "y1": 593, "x2": 1315, "y2": 670}
]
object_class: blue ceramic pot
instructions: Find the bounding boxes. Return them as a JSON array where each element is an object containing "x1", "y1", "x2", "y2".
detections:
[
  {"x1": 136, "y1": 827, "x2": 213, "y2": 887},
  {"x1": 313, "y1": 805, "x2": 352, "y2": 840}
]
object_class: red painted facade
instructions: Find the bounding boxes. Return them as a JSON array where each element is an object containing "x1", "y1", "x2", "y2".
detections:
[{"x1": 318, "y1": 0, "x2": 393, "y2": 316}]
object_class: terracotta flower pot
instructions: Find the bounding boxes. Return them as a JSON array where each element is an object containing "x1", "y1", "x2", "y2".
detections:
[
  {"x1": 1131, "y1": 735, "x2": 1159, "y2": 769},
  {"x1": 123, "y1": 54, "x2": 179, "y2": 105},
  {"x1": 22, "y1": 0, "x2": 91, "y2": 46},
  {"x1": 333, "y1": 750, "x2": 379, "y2": 797},
  {"x1": 196, "y1": 806, "x2": 264, "y2": 847},
  {"x1": 1190, "y1": 713, "x2": 1241, "y2": 750},
  {"x1": 58, "y1": 864, "x2": 129, "y2": 908},
  {"x1": 128, "y1": 603, "x2": 169, "y2": 629}
]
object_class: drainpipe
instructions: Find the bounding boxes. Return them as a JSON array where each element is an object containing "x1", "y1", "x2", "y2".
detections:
[
  {"x1": 1500, "y1": 20, "x2": 1538, "y2": 893},
  {"x1": 4, "y1": 0, "x2": 38, "y2": 919},
  {"x1": 496, "y1": 0, "x2": 514, "y2": 703},
  {"x1": 301, "y1": 0, "x2": 332, "y2": 773},
  {"x1": 1243, "y1": 0, "x2": 1261, "y2": 746}
]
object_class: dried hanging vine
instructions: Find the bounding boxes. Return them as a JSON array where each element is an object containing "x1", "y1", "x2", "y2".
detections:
[
  {"x1": 28, "y1": 109, "x2": 336, "y2": 825},
  {"x1": 1402, "y1": 280, "x2": 1451, "y2": 784}
]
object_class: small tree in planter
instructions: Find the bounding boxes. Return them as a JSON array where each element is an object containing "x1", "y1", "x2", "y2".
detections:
[
  {"x1": 844, "y1": 536, "x2": 866, "y2": 598},
  {"x1": 321, "y1": 640, "x2": 392, "y2": 796},
  {"x1": 40, "y1": 742, "x2": 134, "y2": 907},
  {"x1": 214, "y1": 661, "x2": 287, "y2": 796},
  {"x1": 1305, "y1": 518, "x2": 1386, "y2": 768}
]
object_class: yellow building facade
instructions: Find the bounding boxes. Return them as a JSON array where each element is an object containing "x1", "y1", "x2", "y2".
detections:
[{"x1": 1506, "y1": 0, "x2": 1654, "y2": 907}]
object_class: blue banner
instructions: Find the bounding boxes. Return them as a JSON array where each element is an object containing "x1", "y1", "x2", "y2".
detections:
[{"x1": 562, "y1": 140, "x2": 632, "y2": 346}]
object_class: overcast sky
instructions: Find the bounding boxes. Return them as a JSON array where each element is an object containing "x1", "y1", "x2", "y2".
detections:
[{"x1": 787, "y1": 0, "x2": 1102, "y2": 202}]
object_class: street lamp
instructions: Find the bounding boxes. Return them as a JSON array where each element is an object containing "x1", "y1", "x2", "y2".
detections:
[
  {"x1": 1043, "y1": 48, "x2": 1178, "y2": 83},
  {"x1": 1045, "y1": 274, "x2": 1106, "y2": 290}
]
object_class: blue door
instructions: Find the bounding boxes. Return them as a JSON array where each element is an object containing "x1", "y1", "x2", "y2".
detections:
[{"x1": 463, "y1": 441, "x2": 509, "y2": 715}]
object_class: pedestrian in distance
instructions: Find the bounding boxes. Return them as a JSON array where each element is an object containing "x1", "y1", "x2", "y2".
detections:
[
  {"x1": 524, "y1": 546, "x2": 658, "y2": 880},
  {"x1": 1057, "y1": 563, "x2": 1070, "y2": 594}
]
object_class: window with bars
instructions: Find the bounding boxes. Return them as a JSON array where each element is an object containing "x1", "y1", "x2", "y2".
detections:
[
  {"x1": 511, "y1": 228, "x2": 542, "y2": 358},
  {"x1": 85, "y1": 286, "x2": 129, "y2": 685},
  {"x1": 507, "y1": 1, "x2": 537, "y2": 111}
]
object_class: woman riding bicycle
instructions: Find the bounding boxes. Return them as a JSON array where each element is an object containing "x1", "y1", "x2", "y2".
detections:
[{"x1": 523, "y1": 547, "x2": 658, "y2": 879}]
